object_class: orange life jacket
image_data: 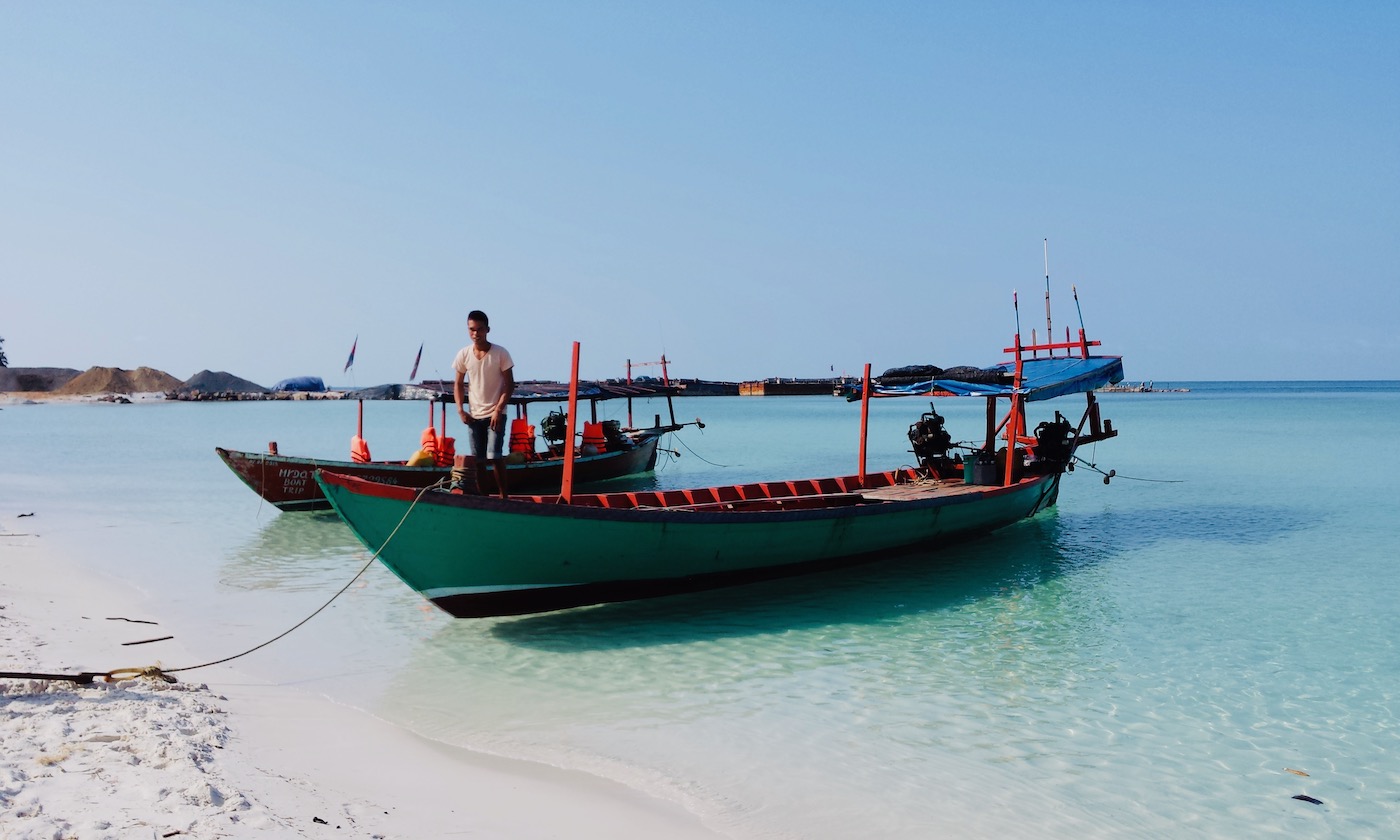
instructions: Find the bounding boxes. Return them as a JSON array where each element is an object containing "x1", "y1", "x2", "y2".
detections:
[
  {"x1": 581, "y1": 421, "x2": 607, "y2": 454},
  {"x1": 350, "y1": 435, "x2": 371, "y2": 464},
  {"x1": 435, "y1": 435, "x2": 456, "y2": 467},
  {"x1": 509, "y1": 418, "x2": 535, "y2": 456}
]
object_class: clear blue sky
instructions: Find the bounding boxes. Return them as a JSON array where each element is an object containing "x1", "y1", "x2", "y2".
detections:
[{"x1": 3, "y1": 2, "x2": 1397, "y2": 385}]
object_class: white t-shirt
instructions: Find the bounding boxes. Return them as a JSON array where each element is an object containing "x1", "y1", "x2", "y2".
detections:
[{"x1": 452, "y1": 343, "x2": 515, "y2": 419}]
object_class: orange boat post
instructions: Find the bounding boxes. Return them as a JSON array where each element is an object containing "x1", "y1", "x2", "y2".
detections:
[
  {"x1": 350, "y1": 400, "x2": 371, "y2": 463},
  {"x1": 858, "y1": 362, "x2": 871, "y2": 488},
  {"x1": 560, "y1": 341, "x2": 581, "y2": 504}
]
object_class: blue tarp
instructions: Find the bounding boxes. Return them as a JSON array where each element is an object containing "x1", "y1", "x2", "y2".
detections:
[
  {"x1": 865, "y1": 356, "x2": 1125, "y2": 402},
  {"x1": 272, "y1": 376, "x2": 327, "y2": 392}
]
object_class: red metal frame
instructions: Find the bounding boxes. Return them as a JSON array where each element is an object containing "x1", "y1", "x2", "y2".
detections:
[{"x1": 992, "y1": 326, "x2": 1116, "y2": 485}]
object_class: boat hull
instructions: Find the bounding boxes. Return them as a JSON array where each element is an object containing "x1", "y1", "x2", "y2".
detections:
[
  {"x1": 217, "y1": 433, "x2": 663, "y2": 512},
  {"x1": 317, "y1": 469, "x2": 1061, "y2": 617}
]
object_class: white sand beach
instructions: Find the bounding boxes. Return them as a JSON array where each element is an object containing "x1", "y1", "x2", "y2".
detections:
[{"x1": 0, "y1": 536, "x2": 722, "y2": 839}]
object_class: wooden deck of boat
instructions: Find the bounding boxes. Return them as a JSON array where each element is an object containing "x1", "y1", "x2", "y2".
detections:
[
  {"x1": 512, "y1": 472, "x2": 1015, "y2": 511},
  {"x1": 859, "y1": 477, "x2": 1003, "y2": 501}
]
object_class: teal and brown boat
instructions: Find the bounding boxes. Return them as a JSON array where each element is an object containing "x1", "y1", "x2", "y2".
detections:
[
  {"x1": 318, "y1": 313, "x2": 1124, "y2": 618},
  {"x1": 218, "y1": 380, "x2": 700, "y2": 511},
  {"x1": 217, "y1": 432, "x2": 669, "y2": 512}
]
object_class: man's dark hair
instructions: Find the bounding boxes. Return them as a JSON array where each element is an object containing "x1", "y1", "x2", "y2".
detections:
[{"x1": 468, "y1": 310, "x2": 489, "y2": 325}]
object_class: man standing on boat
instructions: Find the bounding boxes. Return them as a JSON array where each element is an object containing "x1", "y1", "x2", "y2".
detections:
[{"x1": 453, "y1": 310, "x2": 515, "y2": 498}]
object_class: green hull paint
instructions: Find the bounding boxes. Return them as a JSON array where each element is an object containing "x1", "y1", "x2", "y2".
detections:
[{"x1": 318, "y1": 469, "x2": 1061, "y2": 616}]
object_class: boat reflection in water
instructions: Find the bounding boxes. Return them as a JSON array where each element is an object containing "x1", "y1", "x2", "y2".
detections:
[{"x1": 218, "y1": 512, "x2": 367, "y2": 593}]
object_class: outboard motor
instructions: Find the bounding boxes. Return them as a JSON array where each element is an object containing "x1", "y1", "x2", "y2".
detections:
[
  {"x1": 600, "y1": 419, "x2": 633, "y2": 450},
  {"x1": 540, "y1": 410, "x2": 568, "y2": 453},
  {"x1": 907, "y1": 405, "x2": 953, "y2": 469},
  {"x1": 1033, "y1": 411, "x2": 1076, "y2": 467}
]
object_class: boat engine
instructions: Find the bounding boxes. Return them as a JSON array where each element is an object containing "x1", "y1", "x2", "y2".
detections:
[
  {"x1": 1032, "y1": 412, "x2": 1076, "y2": 468},
  {"x1": 907, "y1": 405, "x2": 953, "y2": 470},
  {"x1": 600, "y1": 419, "x2": 634, "y2": 450},
  {"x1": 541, "y1": 410, "x2": 568, "y2": 451}
]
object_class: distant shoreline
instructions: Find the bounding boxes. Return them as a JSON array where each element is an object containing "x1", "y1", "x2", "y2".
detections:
[{"x1": 5, "y1": 365, "x2": 1396, "y2": 405}]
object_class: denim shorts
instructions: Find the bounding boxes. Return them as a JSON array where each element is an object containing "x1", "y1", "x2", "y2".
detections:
[{"x1": 465, "y1": 416, "x2": 505, "y2": 460}]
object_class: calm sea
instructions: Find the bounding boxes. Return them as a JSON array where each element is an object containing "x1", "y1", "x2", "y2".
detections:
[{"x1": 3, "y1": 383, "x2": 1398, "y2": 838}]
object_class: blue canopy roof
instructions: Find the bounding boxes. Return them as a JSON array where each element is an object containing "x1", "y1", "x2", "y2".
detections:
[
  {"x1": 866, "y1": 355, "x2": 1124, "y2": 402},
  {"x1": 272, "y1": 375, "x2": 326, "y2": 392}
]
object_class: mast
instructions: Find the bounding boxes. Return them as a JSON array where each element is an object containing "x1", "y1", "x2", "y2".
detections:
[
  {"x1": 628, "y1": 354, "x2": 678, "y2": 429},
  {"x1": 1073, "y1": 284, "x2": 1090, "y2": 357},
  {"x1": 1043, "y1": 238, "x2": 1054, "y2": 357},
  {"x1": 1014, "y1": 290, "x2": 1024, "y2": 357}
]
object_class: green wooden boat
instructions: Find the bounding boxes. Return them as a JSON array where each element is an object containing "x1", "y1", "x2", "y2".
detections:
[
  {"x1": 318, "y1": 465, "x2": 1068, "y2": 617},
  {"x1": 317, "y1": 317, "x2": 1125, "y2": 618}
]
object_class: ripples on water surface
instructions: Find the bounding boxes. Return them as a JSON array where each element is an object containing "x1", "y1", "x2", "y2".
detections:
[{"x1": 2, "y1": 385, "x2": 1397, "y2": 838}]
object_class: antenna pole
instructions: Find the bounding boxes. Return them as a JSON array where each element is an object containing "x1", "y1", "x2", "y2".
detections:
[
  {"x1": 1043, "y1": 239, "x2": 1053, "y2": 356},
  {"x1": 1073, "y1": 284, "x2": 1091, "y2": 357}
]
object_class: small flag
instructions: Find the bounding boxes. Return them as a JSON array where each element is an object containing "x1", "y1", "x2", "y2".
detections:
[
  {"x1": 409, "y1": 342, "x2": 423, "y2": 381},
  {"x1": 344, "y1": 335, "x2": 358, "y2": 373}
]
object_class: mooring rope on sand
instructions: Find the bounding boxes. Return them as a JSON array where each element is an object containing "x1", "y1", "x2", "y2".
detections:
[
  {"x1": 1, "y1": 480, "x2": 443, "y2": 686},
  {"x1": 0, "y1": 666, "x2": 176, "y2": 685}
]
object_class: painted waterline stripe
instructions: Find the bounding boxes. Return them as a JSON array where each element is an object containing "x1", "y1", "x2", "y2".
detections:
[{"x1": 422, "y1": 583, "x2": 564, "y2": 598}]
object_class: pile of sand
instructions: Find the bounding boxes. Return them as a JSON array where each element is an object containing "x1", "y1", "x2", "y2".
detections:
[
  {"x1": 177, "y1": 370, "x2": 268, "y2": 395},
  {"x1": 0, "y1": 367, "x2": 81, "y2": 393},
  {"x1": 55, "y1": 366, "x2": 184, "y2": 395}
]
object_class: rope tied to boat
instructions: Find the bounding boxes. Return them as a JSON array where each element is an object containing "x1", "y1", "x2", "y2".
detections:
[
  {"x1": 1070, "y1": 455, "x2": 1184, "y2": 484},
  {"x1": 0, "y1": 666, "x2": 177, "y2": 685},
  {"x1": 160, "y1": 478, "x2": 448, "y2": 677},
  {"x1": 2, "y1": 480, "x2": 446, "y2": 687},
  {"x1": 671, "y1": 432, "x2": 729, "y2": 467}
]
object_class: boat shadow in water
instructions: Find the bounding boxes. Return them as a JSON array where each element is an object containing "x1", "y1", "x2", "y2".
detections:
[
  {"x1": 1065, "y1": 502, "x2": 1321, "y2": 551},
  {"x1": 487, "y1": 502, "x2": 1314, "y2": 651},
  {"x1": 219, "y1": 511, "x2": 366, "y2": 593}
]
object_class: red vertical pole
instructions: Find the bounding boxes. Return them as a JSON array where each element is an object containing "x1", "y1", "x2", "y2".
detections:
[
  {"x1": 858, "y1": 363, "x2": 871, "y2": 488},
  {"x1": 1003, "y1": 395, "x2": 1020, "y2": 486},
  {"x1": 662, "y1": 355, "x2": 675, "y2": 430},
  {"x1": 1004, "y1": 325, "x2": 1030, "y2": 485},
  {"x1": 357, "y1": 400, "x2": 364, "y2": 438},
  {"x1": 560, "y1": 342, "x2": 581, "y2": 504}
]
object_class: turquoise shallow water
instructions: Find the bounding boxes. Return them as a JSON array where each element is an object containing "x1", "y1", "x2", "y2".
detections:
[{"x1": 2, "y1": 384, "x2": 1398, "y2": 838}]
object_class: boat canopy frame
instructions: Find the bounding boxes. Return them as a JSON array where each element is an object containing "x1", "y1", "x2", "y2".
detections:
[{"x1": 851, "y1": 324, "x2": 1123, "y2": 486}]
